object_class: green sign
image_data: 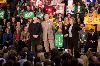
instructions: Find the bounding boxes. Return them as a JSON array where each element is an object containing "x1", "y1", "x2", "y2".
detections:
[
  {"x1": 36, "y1": 12, "x2": 44, "y2": 19},
  {"x1": 0, "y1": 10, "x2": 4, "y2": 18},
  {"x1": 24, "y1": 11, "x2": 34, "y2": 19},
  {"x1": 18, "y1": 10, "x2": 23, "y2": 16},
  {"x1": 55, "y1": 32, "x2": 63, "y2": 48}
]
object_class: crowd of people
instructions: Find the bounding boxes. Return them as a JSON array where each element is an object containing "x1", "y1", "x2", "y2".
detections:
[{"x1": 0, "y1": 0, "x2": 100, "y2": 66}]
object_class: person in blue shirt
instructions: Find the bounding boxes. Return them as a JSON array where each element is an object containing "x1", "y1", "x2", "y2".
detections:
[{"x1": 3, "y1": 27, "x2": 13, "y2": 47}]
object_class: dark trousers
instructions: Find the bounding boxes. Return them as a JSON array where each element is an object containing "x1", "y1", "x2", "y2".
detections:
[
  {"x1": 68, "y1": 37, "x2": 79, "y2": 56},
  {"x1": 31, "y1": 38, "x2": 41, "y2": 53},
  {"x1": 63, "y1": 37, "x2": 69, "y2": 49},
  {"x1": 68, "y1": 37, "x2": 73, "y2": 49},
  {"x1": 68, "y1": 37, "x2": 79, "y2": 49}
]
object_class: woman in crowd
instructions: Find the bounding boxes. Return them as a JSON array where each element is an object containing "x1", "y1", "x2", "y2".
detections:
[
  {"x1": 26, "y1": 18, "x2": 33, "y2": 28},
  {"x1": 11, "y1": 17, "x2": 16, "y2": 34},
  {"x1": 6, "y1": 21, "x2": 10, "y2": 29},
  {"x1": 2, "y1": 19, "x2": 7, "y2": 33},
  {"x1": 13, "y1": 26, "x2": 21, "y2": 50},
  {"x1": 66, "y1": 13, "x2": 72, "y2": 22},
  {"x1": 74, "y1": 2, "x2": 85, "y2": 14},
  {"x1": 42, "y1": 14, "x2": 55, "y2": 52},
  {"x1": 0, "y1": 22, "x2": 3, "y2": 45},
  {"x1": 57, "y1": 13, "x2": 64, "y2": 22},
  {"x1": 20, "y1": 17, "x2": 26, "y2": 30},
  {"x1": 16, "y1": 21, "x2": 21, "y2": 31},
  {"x1": 3, "y1": 28, "x2": 13, "y2": 47},
  {"x1": 20, "y1": 26, "x2": 30, "y2": 49},
  {"x1": 11, "y1": 17, "x2": 16, "y2": 26},
  {"x1": 75, "y1": 13, "x2": 83, "y2": 24},
  {"x1": 74, "y1": 2, "x2": 85, "y2": 22},
  {"x1": 68, "y1": 17, "x2": 80, "y2": 56},
  {"x1": 62, "y1": 17, "x2": 70, "y2": 49}
]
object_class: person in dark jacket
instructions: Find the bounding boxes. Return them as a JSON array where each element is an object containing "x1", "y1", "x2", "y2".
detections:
[
  {"x1": 79, "y1": 26, "x2": 88, "y2": 53},
  {"x1": 3, "y1": 27, "x2": 13, "y2": 47},
  {"x1": 87, "y1": 29, "x2": 99, "y2": 52},
  {"x1": 62, "y1": 17, "x2": 70, "y2": 49},
  {"x1": 68, "y1": 18, "x2": 80, "y2": 56},
  {"x1": 28, "y1": 17, "x2": 42, "y2": 52}
]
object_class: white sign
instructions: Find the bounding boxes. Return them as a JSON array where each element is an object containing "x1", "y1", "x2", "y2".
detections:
[
  {"x1": 68, "y1": 0, "x2": 73, "y2": 7},
  {"x1": 56, "y1": 3, "x2": 65, "y2": 14}
]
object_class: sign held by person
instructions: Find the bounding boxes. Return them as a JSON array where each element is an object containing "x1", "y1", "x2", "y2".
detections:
[
  {"x1": 24, "y1": 11, "x2": 34, "y2": 19},
  {"x1": 86, "y1": 0, "x2": 96, "y2": 2},
  {"x1": 0, "y1": 10, "x2": 4, "y2": 18},
  {"x1": 0, "y1": 0, "x2": 6, "y2": 3},
  {"x1": 55, "y1": 32, "x2": 63, "y2": 48},
  {"x1": 32, "y1": 0, "x2": 44, "y2": 7},
  {"x1": 56, "y1": 3, "x2": 65, "y2": 14},
  {"x1": 84, "y1": 14, "x2": 100, "y2": 24}
]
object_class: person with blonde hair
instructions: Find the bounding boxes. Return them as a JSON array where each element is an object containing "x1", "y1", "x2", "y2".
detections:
[
  {"x1": 62, "y1": 17, "x2": 70, "y2": 49},
  {"x1": 68, "y1": 18, "x2": 80, "y2": 56}
]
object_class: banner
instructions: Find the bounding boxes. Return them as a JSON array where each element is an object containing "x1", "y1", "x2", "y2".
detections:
[
  {"x1": 87, "y1": 0, "x2": 96, "y2": 2},
  {"x1": 24, "y1": 11, "x2": 34, "y2": 19},
  {"x1": 66, "y1": 6, "x2": 74, "y2": 14},
  {"x1": 55, "y1": 32, "x2": 63, "y2": 48},
  {"x1": 84, "y1": 15, "x2": 100, "y2": 24},
  {"x1": 97, "y1": 24, "x2": 100, "y2": 31},
  {"x1": 44, "y1": 5, "x2": 54, "y2": 15},
  {"x1": 68, "y1": 0, "x2": 73, "y2": 7},
  {"x1": 85, "y1": 24, "x2": 95, "y2": 30},
  {"x1": 36, "y1": 12, "x2": 44, "y2": 19},
  {"x1": 96, "y1": 15, "x2": 100, "y2": 24},
  {"x1": 51, "y1": 0, "x2": 63, "y2": 6},
  {"x1": 84, "y1": 16, "x2": 94, "y2": 24},
  {"x1": 56, "y1": 3, "x2": 65, "y2": 14},
  {"x1": 0, "y1": 10, "x2": 4, "y2": 18},
  {"x1": 0, "y1": 0, "x2": 6, "y2": 3},
  {"x1": 32, "y1": 0, "x2": 44, "y2": 7},
  {"x1": 66, "y1": 0, "x2": 74, "y2": 14}
]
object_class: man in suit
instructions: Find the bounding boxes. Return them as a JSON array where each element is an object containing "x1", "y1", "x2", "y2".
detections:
[
  {"x1": 41, "y1": 14, "x2": 55, "y2": 52},
  {"x1": 87, "y1": 29, "x2": 99, "y2": 52},
  {"x1": 29, "y1": 17, "x2": 42, "y2": 52}
]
